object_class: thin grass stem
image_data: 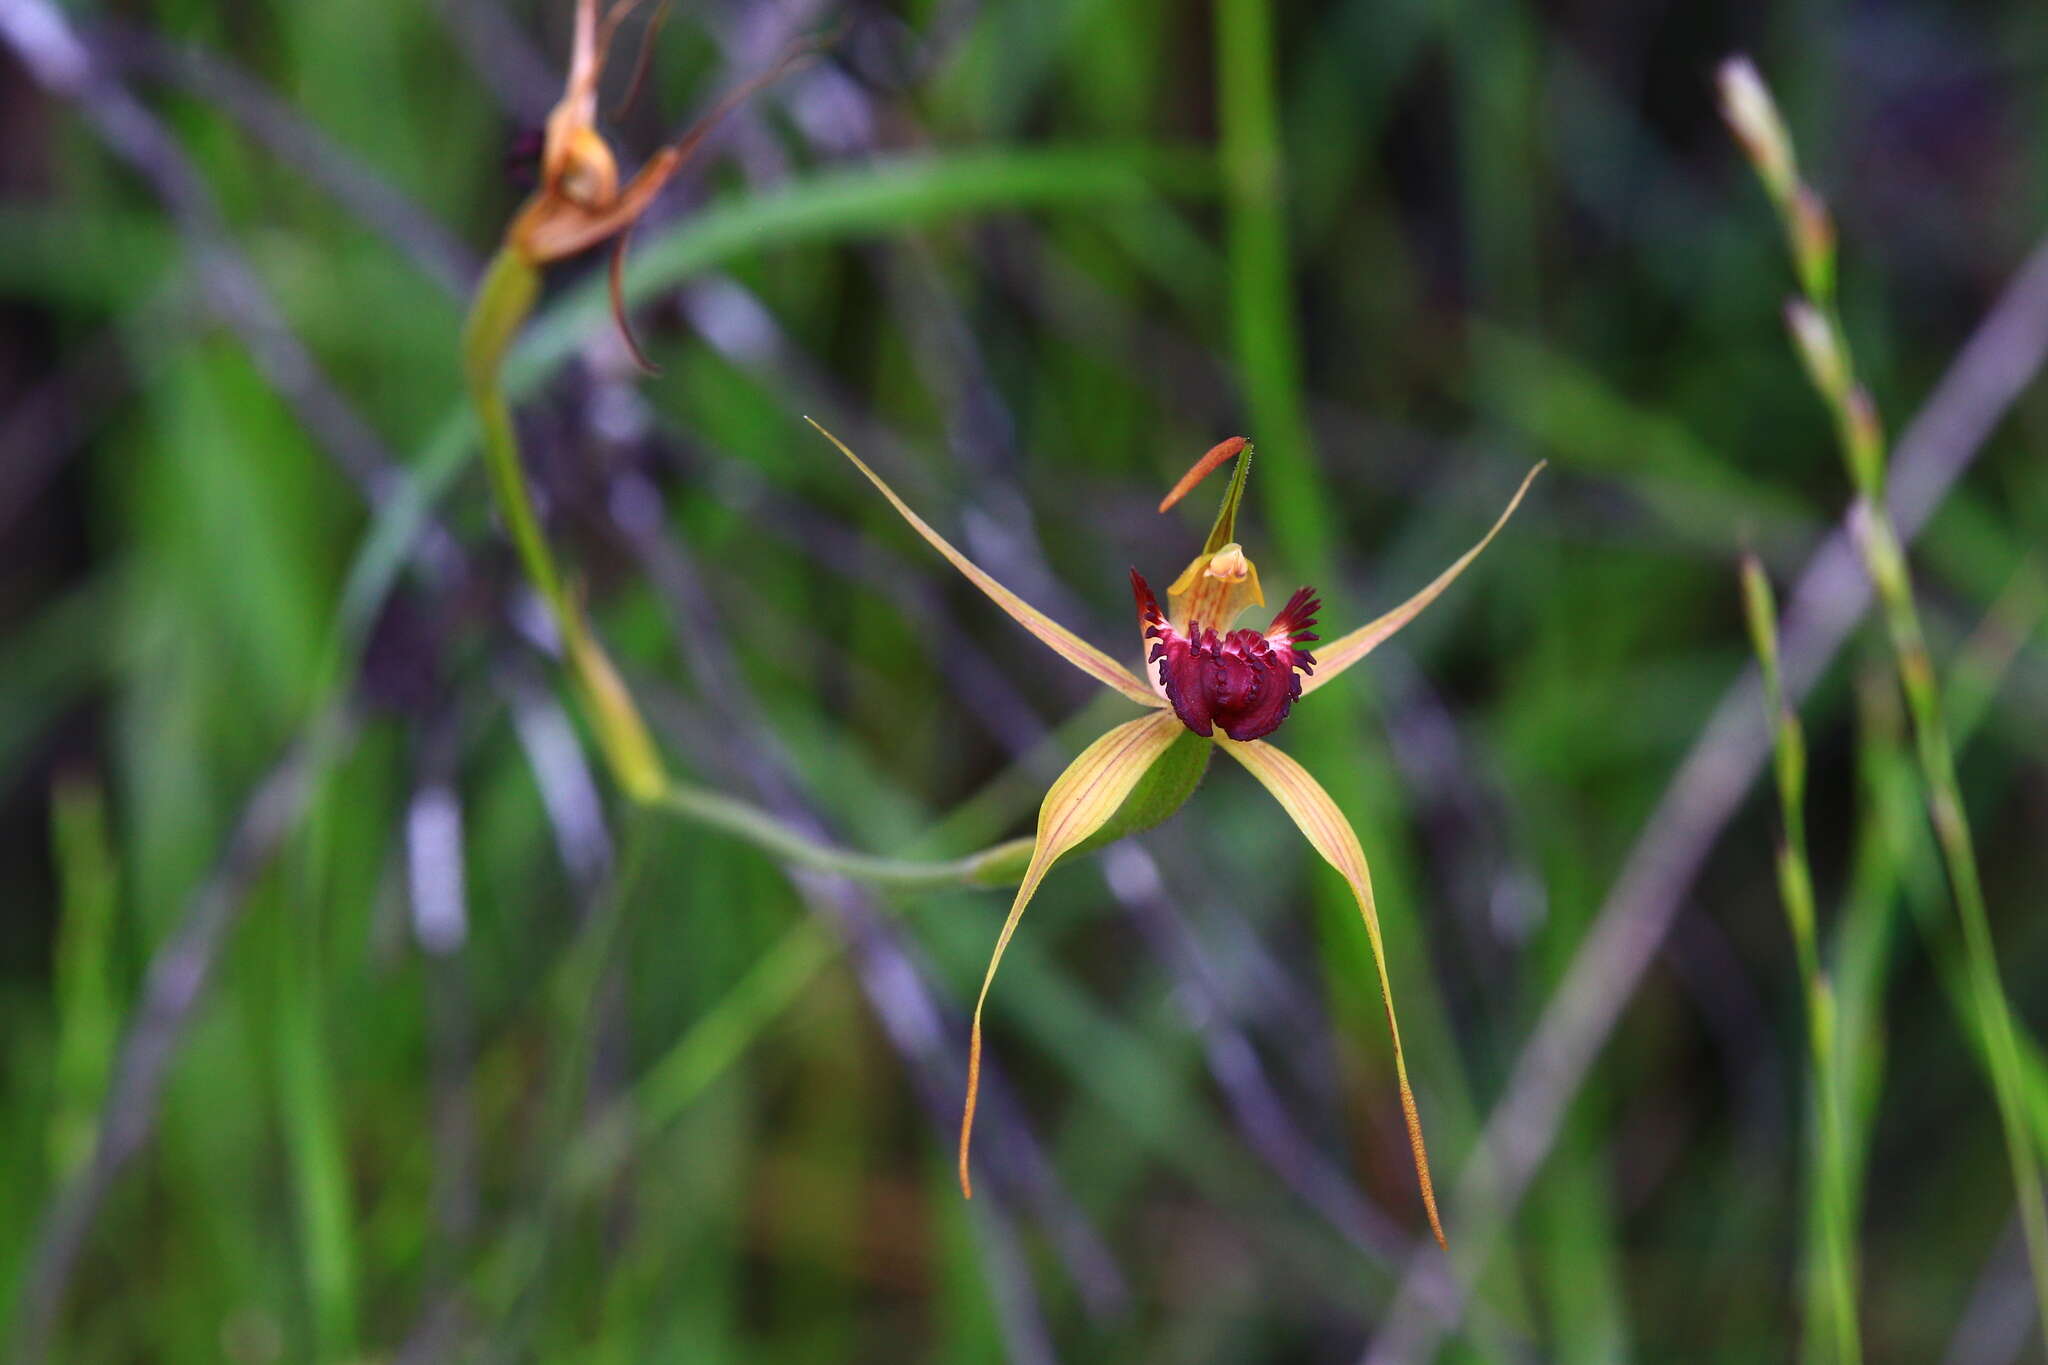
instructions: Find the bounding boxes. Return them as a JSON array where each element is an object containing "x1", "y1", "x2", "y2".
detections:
[
  {"x1": 1725, "y1": 56, "x2": 2048, "y2": 1353},
  {"x1": 1742, "y1": 556, "x2": 1862, "y2": 1365}
]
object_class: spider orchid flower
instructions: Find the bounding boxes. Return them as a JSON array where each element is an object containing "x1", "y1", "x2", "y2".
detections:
[
  {"x1": 498, "y1": 0, "x2": 813, "y2": 368},
  {"x1": 808, "y1": 419, "x2": 1542, "y2": 1248}
]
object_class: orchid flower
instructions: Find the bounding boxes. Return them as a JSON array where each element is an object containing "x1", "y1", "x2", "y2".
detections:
[
  {"x1": 501, "y1": 0, "x2": 812, "y2": 369},
  {"x1": 808, "y1": 419, "x2": 1542, "y2": 1246}
]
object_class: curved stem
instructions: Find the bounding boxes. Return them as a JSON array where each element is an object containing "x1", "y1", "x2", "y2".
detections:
[
  {"x1": 461, "y1": 247, "x2": 1033, "y2": 891},
  {"x1": 654, "y1": 785, "x2": 1033, "y2": 888},
  {"x1": 463, "y1": 248, "x2": 565, "y2": 618}
]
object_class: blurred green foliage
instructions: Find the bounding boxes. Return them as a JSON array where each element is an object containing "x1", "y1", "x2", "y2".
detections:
[{"x1": 3, "y1": 1, "x2": 2048, "y2": 1361}]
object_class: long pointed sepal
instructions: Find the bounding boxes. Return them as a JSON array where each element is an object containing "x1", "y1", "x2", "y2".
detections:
[
  {"x1": 807, "y1": 418, "x2": 1166, "y2": 708},
  {"x1": 1217, "y1": 737, "x2": 1446, "y2": 1248},
  {"x1": 960, "y1": 710, "x2": 1185, "y2": 1196},
  {"x1": 1301, "y1": 463, "x2": 1543, "y2": 696}
]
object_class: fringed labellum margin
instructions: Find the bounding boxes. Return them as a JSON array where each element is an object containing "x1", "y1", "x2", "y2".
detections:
[{"x1": 1134, "y1": 570, "x2": 1319, "y2": 742}]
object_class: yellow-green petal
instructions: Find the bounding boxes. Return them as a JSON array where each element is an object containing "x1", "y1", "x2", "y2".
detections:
[
  {"x1": 1216, "y1": 736, "x2": 1446, "y2": 1248},
  {"x1": 960, "y1": 709, "x2": 1184, "y2": 1196},
  {"x1": 1301, "y1": 463, "x2": 1544, "y2": 697},
  {"x1": 807, "y1": 418, "x2": 1166, "y2": 708}
]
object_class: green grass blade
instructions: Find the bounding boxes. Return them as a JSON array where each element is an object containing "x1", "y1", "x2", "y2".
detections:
[{"x1": 47, "y1": 773, "x2": 120, "y2": 1186}]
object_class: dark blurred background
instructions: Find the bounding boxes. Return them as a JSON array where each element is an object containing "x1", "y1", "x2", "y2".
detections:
[{"x1": 3, "y1": 0, "x2": 2048, "y2": 1360}]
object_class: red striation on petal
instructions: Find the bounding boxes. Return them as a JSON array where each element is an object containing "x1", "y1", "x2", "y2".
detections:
[{"x1": 1134, "y1": 568, "x2": 1319, "y2": 742}]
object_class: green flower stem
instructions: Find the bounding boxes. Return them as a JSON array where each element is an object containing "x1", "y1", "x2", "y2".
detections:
[
  {"x1": 1742, "y1": 556, "x2": 1860, "y2": 1365},
  {"x1": 653, "y1": 786, "x2": 1033, "y2": 889},
  {"x1": 464, "y1": 245, "x2": 669, "y2": 803},
  {"x1": 463, "y1": 249, "x2": 564, "y2": 619},
  {"x1": 1736, "y1": 78, "x2": 2048, "y2": 1351},
  {"x1": 461, "y1": 246, "x2": 1036, "y2": 892}
]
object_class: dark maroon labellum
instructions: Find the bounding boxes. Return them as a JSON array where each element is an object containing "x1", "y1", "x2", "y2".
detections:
[{"x1": 1132, "y1": 571, "x2": 1319, "y2": 742}]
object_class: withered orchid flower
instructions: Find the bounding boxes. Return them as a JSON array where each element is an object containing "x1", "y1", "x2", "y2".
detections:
[
  {"x1": 809, "y1": 420, "x2": 1542, "y2": 1247},
  {"x1": 504, "y1": 0, "x2": 812, "y2": 368}
]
